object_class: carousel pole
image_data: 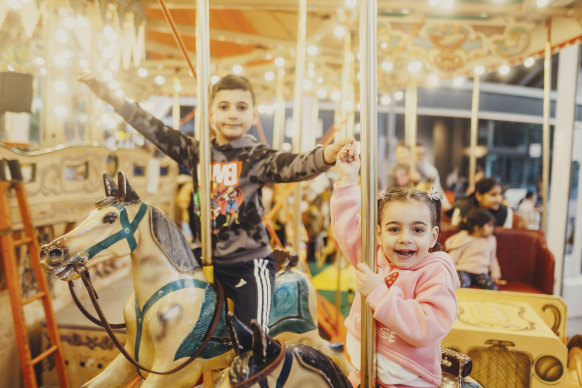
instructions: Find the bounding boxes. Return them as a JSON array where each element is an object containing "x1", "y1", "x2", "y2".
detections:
[
  {"x1": 291, "y1": 0, "x2": 307, "y2": 252},
  {"x1": 195, "y1": 0, "x2": 213, "y2": 283},
  {"x1": 272, "y1": 68, "x2": 285, "y2": 149},
  {"x1": 359, "y1": 0, "x2": 378, "y2": 386},
  {"x1": 469, "y1": 74, "x2": 480, "y2": 192},
  {"x1": 340, "y1": 13, "x2": 355, "y2": 140},
  {"x1": 541, "y1": 20, "x2": 551, "y2": 233},
  {"x1": 404, "y1": 83, "x2": 418, "y2": 178},
  {"x1": 172, "y1": 72, "x2": 181, "y2": 129}
]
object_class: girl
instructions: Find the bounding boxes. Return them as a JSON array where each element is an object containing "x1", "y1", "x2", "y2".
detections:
[
  {"x1": 445, "y1": 208, "x2": 504, "y2": 290},
  {"x1": 450, "y1": 177, "x2": 513, "y2": 228},
  {"x1": 331, "y1": 144, "x2": 459, "y2": 388}
]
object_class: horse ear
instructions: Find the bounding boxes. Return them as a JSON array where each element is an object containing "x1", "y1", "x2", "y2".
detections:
[
  {"x1": 226, "y1": 311, "x2": 253, "y2": 355},
  {"x1": 251, "y1": 320, "x2": 281, "y2": 366},
  {"x1": 117, "y1": 171, "x2": 140, "y2": 203},
  {"x1": 103, "y1": 173, "x2": 118, "y2": 197}
]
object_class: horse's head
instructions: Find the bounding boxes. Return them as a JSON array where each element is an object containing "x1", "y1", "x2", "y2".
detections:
[{"x1": 41, "y1": 172, "x2": 145, "y2": 281}]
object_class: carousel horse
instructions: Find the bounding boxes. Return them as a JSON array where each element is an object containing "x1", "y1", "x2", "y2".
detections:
[
  {"x1": 40, "y1": 172, "x2": 349, "y2": 388},
  {"x1": 214, "y1": 313, "x2": 351, "y2": 387}
]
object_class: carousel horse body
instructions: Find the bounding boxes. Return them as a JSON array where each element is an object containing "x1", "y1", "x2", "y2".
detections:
[
  {"x1": 40, "y1": 172, "x2": 348, "y2": 388},
  {"x1": 214, "y1": 314, "x2": 351, "y2": 388}
]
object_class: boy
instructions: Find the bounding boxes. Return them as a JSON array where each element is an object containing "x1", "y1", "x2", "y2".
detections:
[{"x1": 78, "y1": 73, "x2": 353, "y2": 331}]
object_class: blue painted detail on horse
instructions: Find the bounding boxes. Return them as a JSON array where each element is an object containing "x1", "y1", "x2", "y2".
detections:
[
  {"x1": 133, "y1": 278, "x2": 208, "y2": 364},
  {"x1": 268, "y1": 270, "x2": 316, "y2": 337},
  {"x1": 85, "y1": 202, "x2": 147, "y2": 259},
  {"x1": 174, "y1": 286, "x2": 230, "y2": 360}
]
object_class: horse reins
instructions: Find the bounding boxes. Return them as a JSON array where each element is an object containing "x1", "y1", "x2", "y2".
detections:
[
  {"x1": 76, "y1": 267, "x2": 225, "y2": 375},
  {"x1": 232, "y1": 339, "x2": 289, "y2": 388}
]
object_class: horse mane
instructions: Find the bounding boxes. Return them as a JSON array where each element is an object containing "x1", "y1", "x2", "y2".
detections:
[
  {"x1": 148, "y1": 205, "x2": 201, "y2": 273},
  {"x1": 291, "y1": 344, "x2": 351, "y2": 387}
]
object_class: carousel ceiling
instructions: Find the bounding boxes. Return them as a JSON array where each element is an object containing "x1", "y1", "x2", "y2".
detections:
[{"x1": 1, "y1": 0, "x2": 582, "y2": 105}]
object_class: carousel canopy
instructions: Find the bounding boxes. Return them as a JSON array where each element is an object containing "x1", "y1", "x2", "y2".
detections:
[{"x1": 1, "y1": 0, "x2": 582, "y2": 103}]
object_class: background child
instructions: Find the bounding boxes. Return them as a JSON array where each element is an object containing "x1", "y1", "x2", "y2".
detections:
[
  {"x1": 78, "y1": 72, "x2": 353, "y2": 331},
  {"x1": 331, "y1": 144, "x2": 459, "y2": 388},
  {"x1": 449, "y1": 177, "x2": 513, "y2": 228},
  {"x1": 445, "y1": 208, "x2": 505, "y2": 290}
]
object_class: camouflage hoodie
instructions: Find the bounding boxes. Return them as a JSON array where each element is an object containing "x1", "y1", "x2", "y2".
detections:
[{"x1": 116, "y1": 100, "x2": 332, "y2": 263}]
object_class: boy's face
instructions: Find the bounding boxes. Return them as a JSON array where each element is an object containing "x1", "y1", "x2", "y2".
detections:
[{"x1": 211, "y1": 89, "x2": 258, "y2": 145}]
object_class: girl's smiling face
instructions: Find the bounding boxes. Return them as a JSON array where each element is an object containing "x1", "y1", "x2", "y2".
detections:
[{"x1": 377, "y1": 200, "x2": 439, "y2": 269}]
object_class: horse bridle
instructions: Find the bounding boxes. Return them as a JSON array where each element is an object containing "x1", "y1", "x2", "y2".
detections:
[
  {"x1": 67, "y1": 201, "x2": 225, "y2": 375},
  {"x1": 232, "y1": 339, "x2": 291, "y2": 388}
]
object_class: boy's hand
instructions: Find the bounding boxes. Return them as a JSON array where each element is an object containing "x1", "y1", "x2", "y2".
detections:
[
  {"x1": 78, "y1": 72, "x2": 125, "y2": 109},
  {"x1": 336, "y1": 143, "x2": 360, "y2": 184},
  {"x1": 356, "y1": 263, "x2": 384, "y2": 297},
  {"x1": 323, "y1": 137, "x2": 355, "y2": 164}
]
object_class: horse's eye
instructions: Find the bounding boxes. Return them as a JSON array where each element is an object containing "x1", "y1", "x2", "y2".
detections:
[{"x1": 103, "y1": 212, "x2": 118, "y2": 224}]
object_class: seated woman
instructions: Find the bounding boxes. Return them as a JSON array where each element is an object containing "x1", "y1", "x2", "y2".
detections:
[{"x1": 449, "y1": 177, "x2": 513, "y2": 228}]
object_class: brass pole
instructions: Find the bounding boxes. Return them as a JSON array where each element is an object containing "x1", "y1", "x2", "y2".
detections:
[
  {"x1": 273, "y1": 68, "x2": 286, "y2": 149},
  {"x1": 541, "y1": 20, "x2": 552, "y2": 232},
  {"x1": 196, "y1": 0, "x2": 213, "y2": 283},
  {"x1": 292, "y1": 0, "x2": 307, "y2": 252},
  {"x1": 405, "y1": 83, "x2": 418, "y2": 179},
  {"x1": 469, "y1": 75, "x2": 480, "y2": 191},
  {"x1": 359, "y1": 0, "x2": 378, "y2": 386}
]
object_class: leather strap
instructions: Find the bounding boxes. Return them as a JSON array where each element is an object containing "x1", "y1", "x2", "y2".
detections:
[
  {"x1": 79, "y1": 270, "x2": 225, "y2": 375},
  {"x1": 68, "y1": 277, "x2": 125, "y2": 329}
]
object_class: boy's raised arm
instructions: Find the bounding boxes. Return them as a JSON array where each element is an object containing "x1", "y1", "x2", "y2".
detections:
[
  {"x1": 78, "y1": 72, "x2": 125, "y2": 110},
  {"x1": 323, "y1": 137, "x2": 355, "y2": 164}
]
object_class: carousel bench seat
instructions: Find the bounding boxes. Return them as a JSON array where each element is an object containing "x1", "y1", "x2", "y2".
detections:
[{"x1": 439, "y1": 226, "x2": 555, "y2": 294}]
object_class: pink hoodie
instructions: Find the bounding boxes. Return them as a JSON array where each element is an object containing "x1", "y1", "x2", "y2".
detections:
[{"x1": 331, "y1": 183, "x2": 459, "y2": 387}]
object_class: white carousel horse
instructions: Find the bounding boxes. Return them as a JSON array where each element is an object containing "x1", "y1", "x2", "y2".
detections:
[
  {"x1": 214, "y1": 313, "x2": 351, "y2": 388},
  {"x1": 40, "y1": 172, "x2": 349, "y2": 388}
]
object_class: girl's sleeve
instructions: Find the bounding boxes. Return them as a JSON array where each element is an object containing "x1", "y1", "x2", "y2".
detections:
[
  {"x1": 503, "y1": 207, "x2": 513, "y2": 229},
  {"x1": 366, "y1": 266, "x2": 458, "y2": 346},
  {"x1": 450, "y1": 207, "x2": 462, "y2": 226},
  {"x1": 489, "y1": 236, "x2": 502, "y2": 280},
  {"x1": 116, "y1": 101, "x2": 199, "y2": 171},
  {"x1": 330, "y1": 183, "x2": 362, "y2": 267}
]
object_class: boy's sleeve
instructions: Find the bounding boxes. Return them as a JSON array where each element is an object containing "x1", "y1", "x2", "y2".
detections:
[
  {"x1": 366, "y1": 265, "x2": 458, "y2": 346},
  {"x1": 260, "y1": 146, "x2": 331, "y2": 183},
  {"x1": 116, "y1": 100, "x2": 199, "y2": 171},
  {"x1": 330, "y1": 183, "x2": 362, "y2": 267}
]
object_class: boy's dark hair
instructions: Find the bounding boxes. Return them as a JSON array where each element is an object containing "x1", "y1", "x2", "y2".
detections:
[
  {"x1": 210, "y1": 74, "x2": 256, "y2": 105},
  {"x1": 459, "y1": 207, "x2": 495, "y2": 232},
  {"x1": 525, "y1": 191, "x2": 535, "y2": 199},
  {"x1": 474, "y1": 177, "x2": 500, "y2": 195},
  {"x1": 377, "y1": 187, "x2": 442, "y2": 251}
]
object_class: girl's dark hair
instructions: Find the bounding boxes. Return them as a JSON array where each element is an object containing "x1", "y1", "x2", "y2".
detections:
[
  {"x1": 459, "y1": 208, "x2": 495, "y2": 232},
  {"x1": 210, "y1": 74, "x2": 256, "y2": 105},
  {"x1": 474, "y1": 177, "x2": 501, "y2": 195},
  {"x1": 377, "y1": 187, "x2": 442, "y2": 251}
]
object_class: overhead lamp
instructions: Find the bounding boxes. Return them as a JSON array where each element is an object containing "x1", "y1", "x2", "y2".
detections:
[
  {"x1": 498, "y1": 65, "x2": 510, "y2": 75},
  {"x1": 211, "y1": 75, "x2": 220, "y2": 84},
  {"x1": 137, "y1": 68, "x2": 148, "y2": 78},
  {"x1": 453, "y1": 76, "x2": 465, "y2": 87},
  {"x1": 427, "y1": 74, "x2": 439, "y2": 87},
  {"x1": 536, "y1": 0, "x2": 548, "y2": 7},
  {"x1": 394, "y1": 90, "x2": 404, "y2": 101},
  {"x1": 307, "y1": 45, "x2": 319, "y2": 55},
  {"x1": 474, "y1": 65, "x2": 485, "y2": 76},
  {"x1": 334, "y1": 26, "x2": 346, "y2": 38},
  {"x1": 408, "y1": 60, "x2": 422, "y2": 73},
  {"x1": 154, "y1": 75, "x2": 165, "y2": 85},
  {"x1": 524, "y1": 57, "x2": 535, "y2": 67},
  {"x1": 275, "y1": 57, "x2": 285, "y2": 67},
  {"x1": 380, "y1": 95, "x2": 391, "y2": 105},
  {"x1": 317, "y1": 88, "x2": 328, "y2": 99},
  {"x1": 381, "y1": 61, "x2": 393, "y2": 71},
  {"x1": 232, "y1": 64, "x2": 243, "y2": 74},
  {"x1": 265, "y1": 71, "x2": 275, "y2": 81}
]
